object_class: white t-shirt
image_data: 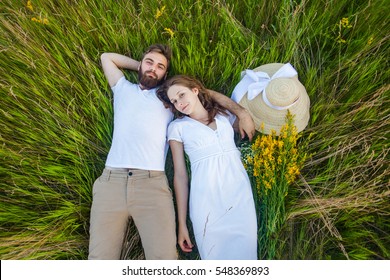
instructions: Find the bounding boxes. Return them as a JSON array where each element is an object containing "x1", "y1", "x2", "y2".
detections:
[{"x1": 105, "y1": 77, "x2": 173, "y2": 170}]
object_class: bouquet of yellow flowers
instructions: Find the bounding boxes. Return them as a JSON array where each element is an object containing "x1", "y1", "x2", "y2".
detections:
[{"x1": 241, "y1": 111, "x2": 308, "y2": 259}]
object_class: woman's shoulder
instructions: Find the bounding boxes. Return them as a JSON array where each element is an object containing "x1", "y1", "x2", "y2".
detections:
[
  {"x1": 168, "y1": 117, "x2": 186, "y2": 130},
  {"x1": 170, "y1": 117, "x2": 190, "y2": 125},
  {"x1": 168, "y1": 118, "x2": 190, "y2": 141},
  {"x1": 217, "y1": 111, "x2": 236, "y2": 125},
  {"x1": 216, "y1": 112, "x2": 231, "y2": 121}
]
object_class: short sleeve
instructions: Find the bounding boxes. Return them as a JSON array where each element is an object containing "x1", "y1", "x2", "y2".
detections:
[
  {"x1": 111, "y1": 76, "x2": 139, "y2": 101},
  {"x1": 111, "y1": 76, "x2": 126, "y2": 93},
  {"x1": 167, "y1": 121, "x2": 183, "y2": 143}
]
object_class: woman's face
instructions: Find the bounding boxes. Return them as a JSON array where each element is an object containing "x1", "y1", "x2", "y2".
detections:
[{"x1": 167, "y1": 84, "x2": 199, "y2": 115}]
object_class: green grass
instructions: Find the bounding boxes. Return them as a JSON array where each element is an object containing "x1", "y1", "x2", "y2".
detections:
[{"x1": 0, "y1": 0, "x2": 389, "y2": 259}]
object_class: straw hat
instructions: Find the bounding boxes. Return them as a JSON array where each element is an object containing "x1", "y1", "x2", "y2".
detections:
[{"x1": 232, "y1": 63, "x2": 310, "y2": 135}]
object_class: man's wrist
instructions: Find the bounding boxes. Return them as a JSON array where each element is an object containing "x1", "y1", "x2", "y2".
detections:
[{"x1": 236, "y1": 107, "x2": 250, "y2": 119}]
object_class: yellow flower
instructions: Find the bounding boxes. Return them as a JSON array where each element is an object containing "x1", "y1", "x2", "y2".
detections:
[
  {"x1": 277, "y1": 140, "x2": 284, "y2": 149},
  {"x1": 338, "y1": 37, "x2": 347, "y2": 44},
  {"x1": 27, "y1": 1, "x2": 33, "y2": 11},
  {"x1": 31, "y1": 17, "x2": 48, "y2": 25},
  {"x1": 242, "y1": 110, "x2": 307, "y2": 195},
  {"x1": 259, "y1": 122, "x2": 265, "y2": 132},
  {"x1": 367, "y1": 36, "x2": 374, "y2": 45},
  {"x1": 155, "y1": 6, "x2": 166, "y2": 19},
  {"x1": 341, "y1": 17, "x2": 352, "y2": 28},
  {"x1": 164, "y1": 27, "x2": 174, "y2": 38},
  {"x1": 285, "y1": 165, "x2": 300, "y2": 184}
]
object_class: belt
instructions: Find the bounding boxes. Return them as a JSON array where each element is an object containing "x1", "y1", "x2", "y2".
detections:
[{"x1": 104, "y1": 167, "x2": 164, "y2": 178}]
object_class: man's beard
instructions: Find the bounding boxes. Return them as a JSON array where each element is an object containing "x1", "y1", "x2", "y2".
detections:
[{"x1": 138, "y1": 67, "x2": 164, "y2": 89}]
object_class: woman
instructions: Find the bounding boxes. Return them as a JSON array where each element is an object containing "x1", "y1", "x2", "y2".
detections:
[{"x1": 157, "y1": 75, "x2": 257, "y2": 260}]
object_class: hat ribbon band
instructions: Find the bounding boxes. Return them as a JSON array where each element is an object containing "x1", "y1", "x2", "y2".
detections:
[{"x1": 231, "y1": 63, "x2": 298, "y2": 103}]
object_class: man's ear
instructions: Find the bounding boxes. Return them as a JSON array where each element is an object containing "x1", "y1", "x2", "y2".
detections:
[{"x1": 192, "y1": 88, "x2": 199, "y2": 95}]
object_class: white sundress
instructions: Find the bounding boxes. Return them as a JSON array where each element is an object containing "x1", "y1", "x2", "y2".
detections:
[{"x1": 168, "y1": 113, "x2": 258, "y2": 260}]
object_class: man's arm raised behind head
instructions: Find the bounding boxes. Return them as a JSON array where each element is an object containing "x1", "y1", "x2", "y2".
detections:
[{"x1": 100, "y1": 53, "x2": 141, "y2": 87}]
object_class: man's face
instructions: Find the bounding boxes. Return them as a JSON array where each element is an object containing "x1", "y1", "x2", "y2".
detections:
[{"x1": 138, "y1": 52, "x2": 168, "y2": 89}]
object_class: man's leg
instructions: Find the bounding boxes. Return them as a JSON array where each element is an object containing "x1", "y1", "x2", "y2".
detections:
[
  {"x1": 88, "y1": 169, "x2": 129, "y2": 260},
  {"x1": 130, "y1": 172, "x2": 177, "y2": 260}
]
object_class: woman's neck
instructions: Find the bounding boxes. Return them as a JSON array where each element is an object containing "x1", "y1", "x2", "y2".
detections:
[{"x1": 189, "y1": 107, "x2": 210, "y2": 124}]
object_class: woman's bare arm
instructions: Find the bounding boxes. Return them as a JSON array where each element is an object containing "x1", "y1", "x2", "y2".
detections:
[{"x1": 169, "y1": 140, "x2": 194, "y2": 252}]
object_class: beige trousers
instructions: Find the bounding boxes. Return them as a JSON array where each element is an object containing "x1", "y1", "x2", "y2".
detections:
[{"x1": 88, "y1": 168, "x2": 177, "y2": 260}]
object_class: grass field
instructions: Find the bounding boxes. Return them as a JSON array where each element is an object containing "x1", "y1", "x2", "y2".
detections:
[{"x1": 0, "y1": 0, "x2": 389, "y2": 259}]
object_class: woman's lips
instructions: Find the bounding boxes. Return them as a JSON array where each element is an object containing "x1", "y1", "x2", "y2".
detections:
[{"x1": 181, "y1": 104, "x2": 188, "y2": 112}]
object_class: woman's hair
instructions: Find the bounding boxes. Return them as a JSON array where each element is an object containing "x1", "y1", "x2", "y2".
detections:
[{"x1": 157, "y1": 75, "x2": 228, "y2": 123}]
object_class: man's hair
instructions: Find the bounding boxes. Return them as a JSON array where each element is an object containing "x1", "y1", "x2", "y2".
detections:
[{"x1": 142, "y1": 44, "x2": 172, "y2": 70}]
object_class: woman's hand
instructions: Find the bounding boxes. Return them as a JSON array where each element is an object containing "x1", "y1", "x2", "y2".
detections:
[{"x1": 178, "y1": 224, "x2": 194, "y2": 253}]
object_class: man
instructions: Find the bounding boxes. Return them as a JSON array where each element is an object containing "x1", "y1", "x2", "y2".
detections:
[{"x1": 88, "y1": 44, "x2": 255, "y2": 260}]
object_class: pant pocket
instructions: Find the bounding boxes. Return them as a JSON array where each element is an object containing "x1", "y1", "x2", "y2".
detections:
[{"x1": 159, "y1": 175, "x2": 173, "y2": 195}]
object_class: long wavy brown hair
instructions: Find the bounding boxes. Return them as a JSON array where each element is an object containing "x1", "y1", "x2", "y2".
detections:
[{"x1": 157, "y1": 75, "x2": 228, "y2": 123}]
